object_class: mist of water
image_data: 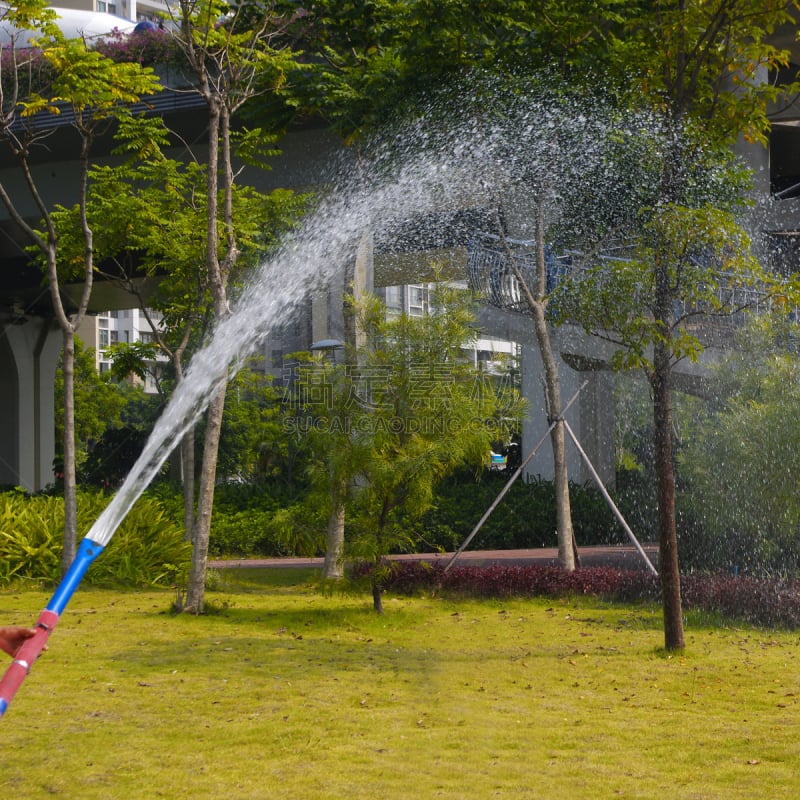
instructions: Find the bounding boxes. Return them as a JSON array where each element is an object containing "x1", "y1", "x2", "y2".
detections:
[
  {"x1": 84, "y1": 85, "x2": 751, "y2": 549},
  {"x1": 86, "y1": 102, "x2": 530, "y2": 546}
]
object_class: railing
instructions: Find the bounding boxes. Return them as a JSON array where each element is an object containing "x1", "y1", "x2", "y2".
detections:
[
  {"x1": 466, "y1": 234, "x2": 572, "y2": 313},
  {"x1": 12, "y1": 88, "x2": 206, "y2": 133},
  {"x1": 467, "y1": 234, "x2": 800, "y2": 343}
]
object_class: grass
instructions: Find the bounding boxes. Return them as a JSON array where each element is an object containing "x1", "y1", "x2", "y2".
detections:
[{"x1": 2, "y1": 568, "x2": 800, "y2": 799}]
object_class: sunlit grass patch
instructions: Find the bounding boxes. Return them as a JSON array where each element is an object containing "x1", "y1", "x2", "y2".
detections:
[{"x1": 2, "y1": 575, "x2": 800, "y2": 799}]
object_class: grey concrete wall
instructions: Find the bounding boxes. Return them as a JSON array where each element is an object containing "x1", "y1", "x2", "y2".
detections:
[{"x1": 0, "y1": 316, "x2": 60, "y2": 491}]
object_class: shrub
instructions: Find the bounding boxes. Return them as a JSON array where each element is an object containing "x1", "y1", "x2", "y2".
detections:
[
  {"x1": 0, "y1": 490, "x2": 189, "y2": 588},
  {"x1": 92, "y1": 27, "x2": 188, "y2": 69},
  {"x1": 208, "y1": 480, "x2": 312, "y2": 557},
  {"x1": 0, "y1": 46, "x2": 57, "y2": 104},
  {"x1": 370, "y1": 560, "x2": 800, "y2": 630},
  {"x1": 0, "y1": 492, "x2": 62, "y2": 584},
  {"x1": 209, "y1": 509, "x2": 293, "y2": 558},
  {"x1": 89, "y1": 497, "x2": 192, "y2": 587},
  {"x1": 405, "y1": 472, "x2": 626, "y2": 551}
]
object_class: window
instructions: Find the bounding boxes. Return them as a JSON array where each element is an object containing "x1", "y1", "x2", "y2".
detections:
[
  {"x1": 408, "y1": 284, "x2": 427, "y2": 316},
  {"x1": 384, "y1": 285, "x2": 402, "y2": 312}
]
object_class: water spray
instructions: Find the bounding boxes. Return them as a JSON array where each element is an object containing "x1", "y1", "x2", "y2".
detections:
[{"x1": 0, "y1": 91, "x2": 669, "y2": 717}]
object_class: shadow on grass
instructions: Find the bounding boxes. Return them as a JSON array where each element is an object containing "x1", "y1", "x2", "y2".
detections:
[
  {"x1": 106, "y1": 610, "x2": 444, "y2": 682},
  {"x1": 210, "y1": 566, "x2": 321, "y2": 592}
]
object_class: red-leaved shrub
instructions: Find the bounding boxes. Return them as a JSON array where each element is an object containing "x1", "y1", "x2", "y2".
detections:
[{"x1": 367, "y1": 560, "x2": 800, "y2": 629}]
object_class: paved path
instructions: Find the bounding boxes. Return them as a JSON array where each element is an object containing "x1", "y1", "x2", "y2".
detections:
[{"x1": 210, "y1": 543, "x2": 659, "y2": 572}]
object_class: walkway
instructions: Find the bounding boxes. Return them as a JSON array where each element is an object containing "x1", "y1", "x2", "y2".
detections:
[{"x1": 209, "y1": 543, "x2": 659, "y2": 572}]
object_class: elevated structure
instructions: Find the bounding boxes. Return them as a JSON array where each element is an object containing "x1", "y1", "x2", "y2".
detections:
[{"x1": 2, "y1": 12, "x2": 800, "y2": 491}]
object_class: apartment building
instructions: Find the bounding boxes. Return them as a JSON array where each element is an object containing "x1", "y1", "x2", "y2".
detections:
[
  {"x1": 378, "y1": 282, "x2": 519, "y2": 376},
  {"x1": 77, "y1": 308, "x2": 163, "y2": 392},
  {"x1": 48, "y1": 0, "x2": 171, "y2": 24}
]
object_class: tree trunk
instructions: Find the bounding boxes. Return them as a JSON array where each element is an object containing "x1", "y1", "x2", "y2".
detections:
[
  {"x1": 531, "y1": 207, "x2": 575, "y2": 571},
  {"x1": 184, "y1": 81, "x2": 229, "y2": 612},
  {"x1": 531, "y1": 302, "x2": 575, "y2": 571},
  {"x1": 172, "y1": 353, "x2": 195, "y2": 540},
  {"x1": 184, "y1": 383, "x2": 227, "y2": 613},
  {"x1": 500, "y1": 206, "x2": 576, "y2": 571},
  {"x1": 652, "y1": 325, "x2": 685, "y2": 651},
  {"x1": 181, "y1": 430, "x2": 196, "y2": 540},
  {"x1": 60, "y1": 329, "x2": 78, "y2": 572},
  {"x1": 372, "y1": 580, "x2": 384, "y2": 614},
  {"x1": 550, "y1": 417, "x2": 575, "y2": 570},
  {"x1": 322, "y1": 496, "x2": 345, "y2": 579}
]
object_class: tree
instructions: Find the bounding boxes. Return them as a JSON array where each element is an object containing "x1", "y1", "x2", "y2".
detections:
[
  {"x1": 492, "y1": 208, "x2": 577, "y2": 570},
  {"x1": 288, "y1": 1, "x2": 627, "y2": 138},
  {"x1": 559, "y1": 193, "x2": 774, "y2": 646},
  {"x1": 52, "y1": 114, "x2": 305, "y2": 540},
  {"x1": 296, "y1": 288, "x2": 522, "y2": 611},
  {"x1": 0, "y1": 1, "x2": 162, "y2": 571},
  {"x1": 548, "y1": 1, "x2": 800, "y2": 651},
  {"x1": 472, "y1": 86, "x2": 629, "y2": 573},
  {"x1": 601, "y1": 0, "x2": 800, "y2": 651},
  {"x1": 36, "y1": 2, "x2": 305, "y2": 600},
  {"x1": 164, "y1": 0, "x2": 303, "y2": 613},
  {"x1": 291, "y1": 347, "x2": 370, "y2": 581}
]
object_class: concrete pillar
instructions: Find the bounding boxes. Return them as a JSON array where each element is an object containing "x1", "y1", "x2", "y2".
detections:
[
  {"x1": 312, "y1": 230, "x2": 374, "y2": 348},
  {"x1": 0, "y1": 316, "x2": 60, "y2": 491},
  {"x1": 350, "y1": 231, "x2": 374, "y2": 350},
  {"x1": 520, "y1": 340, "x2": 616, "y2": 488},
  {"x1": 577, "y1": 368, "x2": 616, "y2": 487}
]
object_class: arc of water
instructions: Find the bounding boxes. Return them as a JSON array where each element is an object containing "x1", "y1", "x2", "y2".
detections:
[
  {"x1": 0, "y1": 98, "x2": 627, "y2": 717},
  {"x1": 0, "y1": 129, "x2": 506, "y2": 717}
]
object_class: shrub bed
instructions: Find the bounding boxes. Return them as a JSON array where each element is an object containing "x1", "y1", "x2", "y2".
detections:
[
  {"x1": 405, "y1": 472, "x2": 626, "y2": 552},
  {"x1": 0, "y1": 491, "x2": 190, "y2": 588},
  {"x1": 208, "y1": 481, "x2": 310, "y2": 557},
  {"x1": 368, "y1": 560, "x2": 800, "y2": 629}
]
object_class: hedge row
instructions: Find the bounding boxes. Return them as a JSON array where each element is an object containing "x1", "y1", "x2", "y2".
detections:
[
  {"x1": 401, "y1": 472, "x2": 629, "y2": 552},
  {"x1": 370, "y1": 560, "x2": 800, "y2": 629}
]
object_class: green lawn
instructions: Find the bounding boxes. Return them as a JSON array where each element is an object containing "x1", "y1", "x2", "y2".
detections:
[{"x1": 2, "y1": 568, "x2": 800, "y2": 799}]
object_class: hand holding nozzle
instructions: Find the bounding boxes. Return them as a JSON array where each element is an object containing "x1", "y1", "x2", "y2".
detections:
[{"x1": 0, "y1": 626, "x2": 37, "y2": 658}]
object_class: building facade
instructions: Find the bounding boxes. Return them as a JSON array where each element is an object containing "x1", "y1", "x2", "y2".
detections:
[
  {"x1": 77, "y1": 308, "x2": 163, "y2": 393},
  {"x1": 48, "y1": 0, "x2": 171, "y2": 25}
]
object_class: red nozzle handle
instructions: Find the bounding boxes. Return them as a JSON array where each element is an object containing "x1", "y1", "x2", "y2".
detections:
[{"x1": 0, "y1": 610, "x2": 59, "y2": 717}]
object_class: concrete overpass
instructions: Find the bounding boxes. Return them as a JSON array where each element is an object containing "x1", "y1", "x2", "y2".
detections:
[
  {"x1": 0, "y1": 114, "x2": 344, "y2": 491},
  {"x1": 4, "y1": 30, "x2": 800, "y2": 491}
]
